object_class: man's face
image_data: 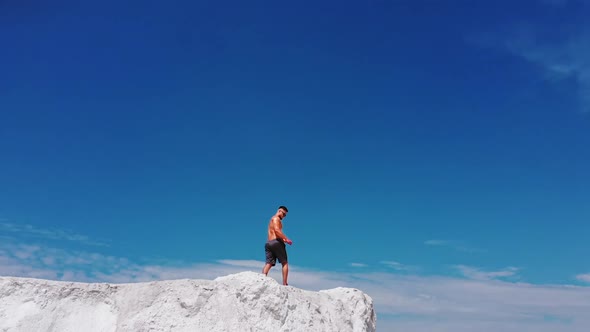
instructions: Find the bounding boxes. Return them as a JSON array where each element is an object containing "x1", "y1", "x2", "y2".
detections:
[{"x1": 278, "y1": 209, "x2": 287, "y2": 219}]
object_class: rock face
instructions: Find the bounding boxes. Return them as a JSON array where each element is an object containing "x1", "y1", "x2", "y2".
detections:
[{"x1": 0, "y1": 271, "x2": 376, "y2": 332}]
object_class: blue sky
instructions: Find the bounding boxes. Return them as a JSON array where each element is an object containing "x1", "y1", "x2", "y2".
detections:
[{"x1": 1, "y1": 0, "x2": 590, "y2": 330}]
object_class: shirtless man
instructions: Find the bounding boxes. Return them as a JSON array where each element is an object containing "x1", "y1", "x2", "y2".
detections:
[{"x1": 262, "y1": 206, "x2": 293, "y2": 285}]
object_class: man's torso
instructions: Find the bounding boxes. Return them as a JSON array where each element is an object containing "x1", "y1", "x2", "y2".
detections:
[{"x1": 267, "y1": 217, "x2": 282, "y2": 241}]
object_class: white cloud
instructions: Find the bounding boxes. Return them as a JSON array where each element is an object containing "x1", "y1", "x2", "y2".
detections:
[
  {"x1": 349, "y1": 262, "x2": 367, "y2": 267},
  {"x1": 576, "y1": 273, "x2": 590, "y2": 283},
  {"x1": 217, "y1": 259, "x2": 266, "y2": 269},
  {"x1": 0, "y1": 256, "x2": 59, "y2": 280},
  {"x1": 12, "y1": 244, "x2": 40, "y2": 260}
]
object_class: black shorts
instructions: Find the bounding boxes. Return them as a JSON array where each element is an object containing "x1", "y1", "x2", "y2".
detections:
[{"x1": 265, "y1": 239, "x2": 288, "y2": 266}]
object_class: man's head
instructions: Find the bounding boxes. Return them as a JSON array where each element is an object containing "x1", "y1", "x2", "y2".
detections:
[{"x1": 277, "y1": 205, "x2": 288, "y2": 219}]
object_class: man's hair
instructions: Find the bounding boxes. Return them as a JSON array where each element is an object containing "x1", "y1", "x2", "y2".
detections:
[{"x1": 278, "y1": 205, "x2": 288, "y2": 212}]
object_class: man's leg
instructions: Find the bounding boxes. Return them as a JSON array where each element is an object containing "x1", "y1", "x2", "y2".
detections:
[
  {"x1": 277, "y1": 242, "x2": 289, "y2": 285},
  {"x1": 281, "y1": 262, "x2": 289, "y2": 285},
  {"x1": 263, "y1": 242, "x2": 275, "y2": 276}
]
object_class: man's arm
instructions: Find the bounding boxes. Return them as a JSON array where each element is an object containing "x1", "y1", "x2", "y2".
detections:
[{"x1": 271, "y1": 218, "x2": 292, "y2": 245}]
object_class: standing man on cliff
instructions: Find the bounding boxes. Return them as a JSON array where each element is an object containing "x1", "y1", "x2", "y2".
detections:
[{"x1": 262, "y1": 205, "x2": 293, "y2": 285}]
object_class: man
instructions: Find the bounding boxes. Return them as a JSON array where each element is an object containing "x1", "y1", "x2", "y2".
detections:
[{"x1": 262, "y1": 205, "x2": 293, "y2": 285}]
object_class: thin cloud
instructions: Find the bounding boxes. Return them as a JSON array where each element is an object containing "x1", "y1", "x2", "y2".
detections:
[
  {"x1": 455, "y1": 265, "x2": 520, "y2": 281},
  {"x1": 539, "y1": 0, "x2": 569, "y2": 6},
  {"x1": 469, "y1": 14, "x2": 590, "y2": 113},
  {"x1": 424, "y1": 240, "x2": 450, "y2": 246},
  {"x1": 349, "y1": 262, "x2": 368, "y2": 268},
  {"x1": 380, "y1": 260, "x2": 416, "y2": 272},
  {"x1": 576, "y1": 273, "x2": 590, "y2": 283},
  {"x1": 424, "y1": 239, "x2": 486, "y2": 253},
  {"x1": 0, "y1": 222, "x2": 109, "y2": 247},
  {"x1": 505, "y1": 27, "x2": 590, "y2": 111}
]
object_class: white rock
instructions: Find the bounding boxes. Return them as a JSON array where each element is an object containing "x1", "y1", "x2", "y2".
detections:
[{"x1": 0, "y1": 271, "x2": 376, "y2": 332}]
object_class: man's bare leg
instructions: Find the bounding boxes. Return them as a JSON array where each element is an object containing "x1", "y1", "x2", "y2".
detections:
[
  {"x1": 262, "y1": 263, "x2": 272, "y2": 276},
  {"x1": 281, "y1": 263, "x2": 289, "y2": 285}
]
